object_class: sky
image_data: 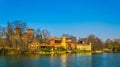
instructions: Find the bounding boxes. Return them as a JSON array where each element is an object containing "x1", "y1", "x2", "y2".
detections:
[{"x1": 0, "y1": 0, "x2": 120, "y2": 40}]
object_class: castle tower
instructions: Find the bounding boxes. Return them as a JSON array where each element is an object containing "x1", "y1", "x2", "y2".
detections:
[
  {"x1": 27, "y1": 29, "x2": 34, "y2": 40},
  {"x1": 61, "y1": 35, "x2": 67, "y2": 49},
  {"x1": 15, "y1": 28, "x2": 21, "y2": 40},
  {"x1": 16, "y1": 28, "x2": 21, "y2": 35},
  {"x1": 89, "y1": 42, "x2": 92, "y2": 51}
]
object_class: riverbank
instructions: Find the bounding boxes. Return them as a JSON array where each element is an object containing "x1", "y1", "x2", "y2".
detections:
[
  {"x1": 0, "y1": 49, "x2": 100, "y2": 55},
  {"x1": 0, "y1": 48, "x2": 119, "y2": 55}
]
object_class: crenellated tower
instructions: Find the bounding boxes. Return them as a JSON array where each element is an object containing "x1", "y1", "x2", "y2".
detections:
[{"x1": 27, "y1": 29, "x2": 34, "y2": 41}]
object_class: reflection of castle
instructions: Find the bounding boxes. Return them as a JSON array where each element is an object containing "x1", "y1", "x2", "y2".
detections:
[
  {"x1": 61, "y1": 54, "x2": 66, "y2": 67},
  {"x1": 12, "y1": 28, "x2": 40, "y2": 51}
]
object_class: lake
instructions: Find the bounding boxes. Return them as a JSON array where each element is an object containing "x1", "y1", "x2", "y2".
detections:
[{"x1": 0, "y1": 53, "x2": 120, "y2": 67}]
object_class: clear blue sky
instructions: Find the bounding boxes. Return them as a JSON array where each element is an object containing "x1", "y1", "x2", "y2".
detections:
[{"x1": 0, "y1": 0, "x2": 120, "y2": 40}]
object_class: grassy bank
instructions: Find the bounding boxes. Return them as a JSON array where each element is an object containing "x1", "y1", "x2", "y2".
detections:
[
  {"x1": 1, "y1": 48, "x2": 118, "y2": 55},
  {"x1": 0, "y1": 49, "x2": 92, "y2": 55}
]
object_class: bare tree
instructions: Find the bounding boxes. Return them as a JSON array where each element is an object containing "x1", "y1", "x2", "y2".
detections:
[
  {"x1": 35, "y1": 28, "x2": 43, "y2": 44},
  {"x1": 6, "y1": 22, "x2": 14, "y2": 47},
  {"x1": 104, "y1": 39, "x2": 113, "y2": 48},
  {"x1": 12, "y1": 20, "x2": 27, "y2": 33},
  {"x1": 41, "y1": 29, "x2": 51, "y2": 44},
  {"x1": 65, "y1": 34, "x2": 77, "y2": 42},
  {"x1": 6, "y1": 21, "x2": 27, "y2": 51},
  {"x1": 1, "y1": 27, "x2": 7, "y2": 48},
  {"x1": 87, "y1": 34, "x2": 102, "y2": 51}
]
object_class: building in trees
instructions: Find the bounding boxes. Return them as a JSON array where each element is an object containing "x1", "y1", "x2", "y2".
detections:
[
  {"x1": 40, "y1": 35, "x2": 76, "y2": 50},
  {"x1": 40, "y1": 35, "x2": 92, "y2": 51}
]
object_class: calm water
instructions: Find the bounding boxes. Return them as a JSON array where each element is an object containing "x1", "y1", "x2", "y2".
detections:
[{"x1": 0, "y1": 53, "x2": 120, "y2": 67}]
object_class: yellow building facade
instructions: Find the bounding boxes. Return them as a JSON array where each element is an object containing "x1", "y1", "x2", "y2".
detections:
[
  {"x1": 76, "y1": 41, "x2": 92, "y2": 51},
  {"x1": 48, "y1": 35, "x2": 92, "y2": 51}
]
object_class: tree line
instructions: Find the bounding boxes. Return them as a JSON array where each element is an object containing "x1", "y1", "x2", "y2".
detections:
[{"x1": 0, "y1": 21, "x2": 120, "y2": 52}]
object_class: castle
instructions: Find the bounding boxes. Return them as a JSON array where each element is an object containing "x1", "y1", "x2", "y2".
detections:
[
  {"x1": 11, "y1": 28, "x2": 91, "y2": 51},
  {"x1": 40, "y1": 35, "x2": 92, "y2": 51}
]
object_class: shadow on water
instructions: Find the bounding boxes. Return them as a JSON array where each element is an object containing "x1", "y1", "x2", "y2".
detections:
[{"x1": 0, "y1": 53, "x2": 120, "y2": 67}]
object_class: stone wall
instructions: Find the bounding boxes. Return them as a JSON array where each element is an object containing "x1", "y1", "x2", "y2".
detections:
[{"x1": 77, "y1": 43, "x2": 92, "y2": 51}]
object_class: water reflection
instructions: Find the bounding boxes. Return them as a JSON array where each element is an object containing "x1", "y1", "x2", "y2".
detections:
[
  {"x1": 0, "y1": 53, "x2": 120, "y2": 67},
  {"x1": 91, "y1": 53, "x2": 120, "y2": 67},
  {"x1": 76, "y1": 53, "x2": 92, "y2": 56},
  {"x1": 0, "y1": 54, "x2": 41, "y2": 67},
  {"x1": 76, "y1": 53, "x2": 92, "y2": 67},
  {"x1": 61, "y1": 54, "x2": 66, "y2": 67}
]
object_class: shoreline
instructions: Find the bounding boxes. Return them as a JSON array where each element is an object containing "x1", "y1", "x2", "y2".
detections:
[{"x1": 0, "y1": 50, "x2": 119, "y2": 55}]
